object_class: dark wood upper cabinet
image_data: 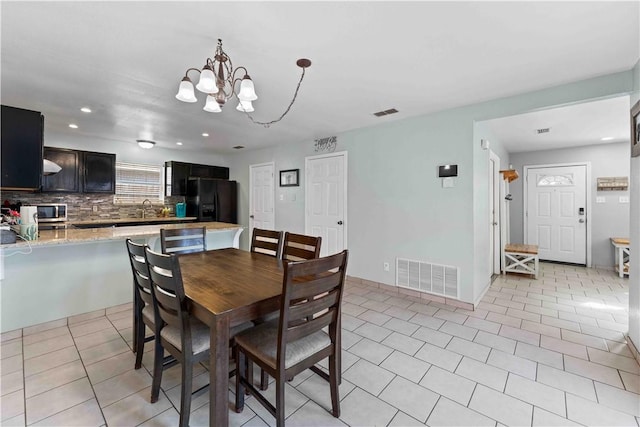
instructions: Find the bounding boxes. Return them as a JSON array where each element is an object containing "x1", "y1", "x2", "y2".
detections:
[
  {"x1": 41, "y1": 147, "x2": 115, "y2": 193},
  {"x1": 165, "y1": 161, "x2": 229, "y2": 196},
  {"x1": 42, "y1": 147, "x2": 80, "y2": 192},
  {"x1": 82, "y1": 151, "x2": 115, "y2": 193},
  {"x1": 1, "y1": 105, "x2": 43, "y2": 191}
]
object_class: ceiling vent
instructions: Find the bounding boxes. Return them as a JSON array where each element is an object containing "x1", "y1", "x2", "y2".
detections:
[
  {"x1": 233, "y1": 145, "x2": 245, "y2": 149},
  {"x1": 373, "y1": 108, "x2": 399, "y2": 117},
  {"x1": 536, "y1": 128, "x2": 551, "y2": 134}
]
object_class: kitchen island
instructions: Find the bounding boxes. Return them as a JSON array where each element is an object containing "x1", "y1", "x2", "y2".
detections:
[{"x1": 0, "y1": 222, "x2": 243, "y2": 332}]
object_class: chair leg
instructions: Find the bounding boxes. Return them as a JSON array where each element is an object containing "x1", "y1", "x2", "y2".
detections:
[
  {"x1": 179, "y1": 359, "x2": 193, "y2": 427},
  {"x1": 245, "y1": 359, "x2": 253, "y2": 395},
  {"x1": 275, "y1": 378, "x2": 285, "y2": 427},
  {"x1": 329, "y1": 353, "x2": 340, "y2": 418},
  {"x1": 260, "y1": 368, "x2": 269, "y2": 390},
  {"x1": 235, "y1": 347, "x2": 245, "y2": 412},
  {"x1": 134, "y1": 317, "x2": 145, "y2": 369},
  {"x1": 150, "y1": 337, "x2": 164, "y2": 404}
]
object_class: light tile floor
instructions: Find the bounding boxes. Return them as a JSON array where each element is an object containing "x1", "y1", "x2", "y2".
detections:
[{"x1": 1, "y1": 262, "x2": 639, "y2": 426}]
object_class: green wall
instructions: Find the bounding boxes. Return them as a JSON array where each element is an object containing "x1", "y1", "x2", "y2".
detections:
[{"x1": 229, "y1": 70, "x2": 634, "y2": 304}]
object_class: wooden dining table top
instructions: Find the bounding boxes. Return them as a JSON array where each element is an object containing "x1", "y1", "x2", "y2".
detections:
[{"x1": 178, "y1": 248, "x2": 285, "y2": 325}]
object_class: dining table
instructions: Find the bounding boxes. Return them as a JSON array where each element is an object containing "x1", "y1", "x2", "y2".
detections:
[{"x1": 178, "y1": 248, "x2": 285, "y2": 427}]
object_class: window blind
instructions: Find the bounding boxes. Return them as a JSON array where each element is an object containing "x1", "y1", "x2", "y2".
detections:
[{"x1": 114, "y1": 162, "x2": 164, "y2": 204}]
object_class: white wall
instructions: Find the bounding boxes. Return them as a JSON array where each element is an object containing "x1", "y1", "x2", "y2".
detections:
[
  {"x1": 509, "y1": 141, "x2": 630, "y2": 268},
  {"x1": 628, "y1": 60, "x2": 640, "y2": 353},
  {"x1": 229, "y1": 70, "x2": 634, "y2": 305}
]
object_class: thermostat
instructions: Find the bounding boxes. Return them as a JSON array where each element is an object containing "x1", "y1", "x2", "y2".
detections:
[{"x1": 438, "y1": 164, "x2": 458, "y2": 178}]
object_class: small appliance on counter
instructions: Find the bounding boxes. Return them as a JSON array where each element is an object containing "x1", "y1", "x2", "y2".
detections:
[
  {"x1": 175, "y1": 202, "x2": 186, "y2": 218},
  {"x1": 19, "y1": 206, "x2": 38, "y2": 240}
]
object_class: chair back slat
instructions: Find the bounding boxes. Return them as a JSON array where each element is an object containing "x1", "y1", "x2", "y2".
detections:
[
  {"x1": 282, "y1": 232, "x2": 321, "y2": 261},
  {"x1": 161, "y1": 227, "x2": 206, "y2": 255},
  {"x1": 288, "y1": 289, "x2": 339, "y2": 322},
  {"x1": 145, "y1": 247, "x2": 191, "y2": 340},
  {"x1": 126, "y1": 239, "x2": 154, "y2": 309},
  {"x1": 277, "y1": 250, "x2": 348, "y2": 369},
  {"x1": 290, "y1": 272, "x2": 341, "y2": 300},
  {"x1": 251, "y1": 228, "x2": 283, "y2": 258},
  {"x1": 286, "y1": 310, "x2": 336, "y2": 343}
]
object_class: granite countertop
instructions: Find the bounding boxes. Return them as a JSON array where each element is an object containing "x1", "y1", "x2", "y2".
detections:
[
  {"x1": 70, "y1": 217, "x2": 197, "y2": 226},
  {"x1": 1, "y1": 221, "x2": 242, "y2": 249}
]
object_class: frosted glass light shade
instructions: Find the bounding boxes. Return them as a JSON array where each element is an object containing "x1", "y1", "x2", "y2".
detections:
[
  {"x1": 236, "y1": 100, "x2": 254, "y2": 113},
  {"x1": 137, "y1": 140, "x2": 155, "y2": 149},
  {"x1": 204, "y1": 95, "x2": 222, "y2": 113},
  {"x1": 175, "y1": 77, "x2": 197, "y2": 103},
  {"x1": 196, "y1": 66, "x2": 218, "y2": 94},
  {"x1": 237, "y1": 76, "x2": 258, "y2": 101}
]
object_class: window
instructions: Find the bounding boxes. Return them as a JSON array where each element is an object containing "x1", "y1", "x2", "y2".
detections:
[
  {"x1": 114, "y1": 162, "x2": 164, "y2": 204},
  {"x1": 537, "y1": 174, "x2": 574, "y2": 187}
]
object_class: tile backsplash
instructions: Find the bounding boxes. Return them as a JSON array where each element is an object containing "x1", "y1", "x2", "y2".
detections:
[{"x1": 1, "y1": 192, "x2": 184, "y2": 222}]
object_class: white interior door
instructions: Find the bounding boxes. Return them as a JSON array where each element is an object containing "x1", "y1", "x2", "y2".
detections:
[
  {"x1": 526, "y1": 164, "x2": 587, "y2": 264},
  {"x1": 249, "y1": 163, "x2": 275, "y2": 237},
  {"x1": 489, "y1": 151, "x2": 501, "y2": 274},
  {"x1": 305, "y1": 152, "x2": 347, "y2": 257}
]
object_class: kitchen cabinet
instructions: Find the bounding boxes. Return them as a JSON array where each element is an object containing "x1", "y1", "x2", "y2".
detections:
[
  {"x1": 42, "y1": 147, "x2": 80, "y2": 192},
  {"x1": 82, "y1": 151, "x2": 115, "y2": 193},
  {"x1": 41, "y1": 147, "x2": 115, "y2": 193},
  {"x1": 165, "y1": 161, "x2": 229, "y2": 196},
  {"x1": 1, "y1": 105, "x2": 43, "y2": 191}
]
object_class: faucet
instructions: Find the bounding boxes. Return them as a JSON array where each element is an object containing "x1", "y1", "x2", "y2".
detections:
[{"x1": 141, "y1": 199, "x2": 152, "y2": 218}]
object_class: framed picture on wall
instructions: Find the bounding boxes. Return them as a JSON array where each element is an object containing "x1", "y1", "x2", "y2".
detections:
[
  {"x1": 632, "y1": 100, "x2": 640, "y2": 158},
  {"x1": 279, "y1": 169, "x2": 299, "y2": 187}
]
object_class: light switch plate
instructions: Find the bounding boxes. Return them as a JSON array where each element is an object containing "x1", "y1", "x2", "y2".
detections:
[
  {"x1": 596, "y1": 197, "x2": 605, "y2": 203},
  {"x1": 619, "y1": 196, "x2": 629, "y2": 203},
  {"x1": 279, "y1": 194, "x2": 284, "y2": 201},
  {"x1": 442, "y1": 177, "x2": 454, "y2": 188}
]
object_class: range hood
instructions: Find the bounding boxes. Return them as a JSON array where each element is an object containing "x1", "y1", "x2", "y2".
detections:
[{"x1": 43, "y1": 159, "x2": 62, "y2": 176}]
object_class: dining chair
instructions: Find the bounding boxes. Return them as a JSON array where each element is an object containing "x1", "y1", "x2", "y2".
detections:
[
  {"x1": 234, "y1": 250, "x2": 349, "y2": 427},
  {"x1": 125, "y1": 239, "x2": 157, "y2": 369},
  {"x1": 250, "y1": 228, "x2": 283, "y2": 258},
  {"x1": 160, "y1": 227, "x2": 206, "y2": 255},
  {"x1": 282, "y1": 231, "x2": 322, "y2": 261},
  {"x1": 144, "y1": 247, "x2": 251, "y2": 427}
]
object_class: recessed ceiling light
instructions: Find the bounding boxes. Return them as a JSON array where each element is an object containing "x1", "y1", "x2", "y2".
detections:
[
  {"x1": 202, "y1": 133, "x2": 209, "y2": 137},
  {"x1": 80, "y1": 107, "x2": 92, "y2": 113},
  {"x1": 601, "y1": 136, "x2": 614, "y2": 141},
  {"x1": 69, "y1": 124, "x2": 78, "y2": 129},
  {"x1": 176, "y1": 142, "x2": 183, "y2": 146}
]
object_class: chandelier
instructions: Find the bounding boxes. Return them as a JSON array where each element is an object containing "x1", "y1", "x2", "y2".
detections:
[{"x1": 175, "y1": 39, "x2": 311, "y2": 127}]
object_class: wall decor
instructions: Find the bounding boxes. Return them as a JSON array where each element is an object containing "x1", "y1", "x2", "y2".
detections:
[
  {"x1": 597, "y1": 176, "x2": 629, "y2": 191},
  {"x1": 314, "y1": 136, "x2": 337, "y2": 153},
  {"x1": 632, "y1": 100, "x2": 640, "y2": 157},
  {"x1": 279, "y1": 169, "x2": 299, "y2": 187}
]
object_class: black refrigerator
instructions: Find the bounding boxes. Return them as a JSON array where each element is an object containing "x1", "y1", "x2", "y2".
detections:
[{"x1": 186, "y1": 178, "x2": 238, "y2": 224}]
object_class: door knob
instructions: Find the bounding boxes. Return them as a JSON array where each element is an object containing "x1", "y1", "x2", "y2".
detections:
[
  {"x1": 579, "y1": 218, "x2": 585, "y2": 223},
  {"x1": 249, "y1": 215, "x2": 254, "y2": 219},
  {"x1": 337, "y1": 221, "x2": 343, "y2": 225}
]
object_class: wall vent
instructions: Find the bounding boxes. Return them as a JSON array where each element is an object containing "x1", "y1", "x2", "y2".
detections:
[
  {"x1": 396, "y1": 258, "x2": 459, "y2": 299},
  {"x1": 373, "y1": 108, "x2": 399, "y2": 117}
]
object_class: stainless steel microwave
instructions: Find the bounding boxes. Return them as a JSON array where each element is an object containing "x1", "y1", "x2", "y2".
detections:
[{"x1": 36, "y1": 204, "x2": 67, "y2": 222}]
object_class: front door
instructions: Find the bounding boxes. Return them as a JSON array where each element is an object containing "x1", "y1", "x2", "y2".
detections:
[
  {"x1": 526, "y1": 164, "x2": 587, "y2": 264},
  {"x1": 249, "y1": 163, "x2": 275, "y2": 237},
  {"x1": 305, "y1": 152, "x2": 347, "y2": 257}
]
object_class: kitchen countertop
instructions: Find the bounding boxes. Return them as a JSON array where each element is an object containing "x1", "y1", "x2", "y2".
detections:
[
  {"x1": 70, "y1": 217, "x2": 197, "y2": 226},
  {"x1": 1, "y1": 221, "x2": 242, "y2": 248}
]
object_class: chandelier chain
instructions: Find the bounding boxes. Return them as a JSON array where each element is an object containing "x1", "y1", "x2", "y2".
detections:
[{"x1": 240, "y1": 67, "x2": 307, "y2": 128}]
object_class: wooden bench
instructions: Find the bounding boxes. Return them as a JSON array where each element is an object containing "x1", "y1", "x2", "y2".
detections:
[
  {"x1": 611, "y1": 237, "x2": 630, "y2": 278},
  {"x1": 503, "y1": 244, "x2": 539, "y2": 279}
]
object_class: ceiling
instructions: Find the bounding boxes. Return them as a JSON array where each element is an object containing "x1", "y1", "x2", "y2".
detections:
[
  {"x1": 483, "y1": 95, "x2": 632, "y2": 153},
  {"x1": 1, "y1": 2, "x2": 638, "y2": 154}
]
